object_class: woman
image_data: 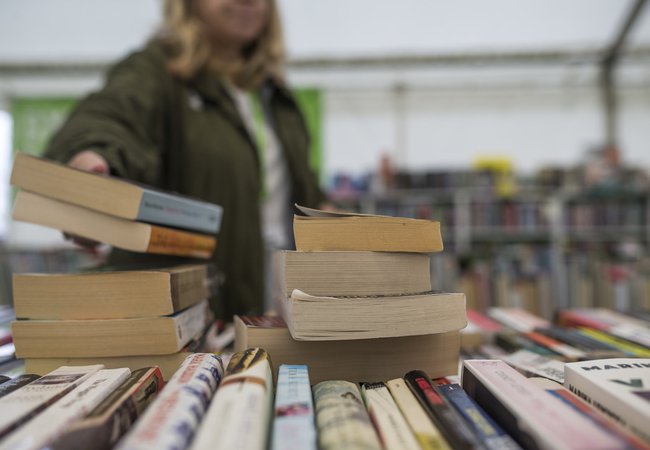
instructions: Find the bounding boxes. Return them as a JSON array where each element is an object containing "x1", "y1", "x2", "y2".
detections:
[{"x1": 45, "y1": 0, "x2": 325, "y2": 319}]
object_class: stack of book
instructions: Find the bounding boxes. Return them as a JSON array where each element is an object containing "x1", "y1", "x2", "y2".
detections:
[
  {"x1": 9, "y1": 153, "x2": 224, "y2": 380},
  {"x1": 236, "y1": 205, "x2": 467, "y2": 383}
]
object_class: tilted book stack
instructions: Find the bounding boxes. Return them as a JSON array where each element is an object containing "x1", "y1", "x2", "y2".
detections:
[{"x1": 236, "y1": 205, "x2": 466, "y2": 382}]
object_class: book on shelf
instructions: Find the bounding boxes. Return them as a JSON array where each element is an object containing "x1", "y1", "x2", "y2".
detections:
[
  {"x1": 191, "y1": 348, "x2": 273, "y2": 450},
  {"x1": 273, "y1": 250, "x2": 431, "y2": 298},
  {"x1": 293, "y1": 204, "x2": 443, "y2": 253},
  {"x1": 234, "y1": 315, "x2": 460, "y2": 383},
  {"x1": 462, "y1": 359, "x2": 627, "y2": 450},
  {"x1": 13, "y1": 190, "x2": 217, "y2": 259},
  {"x1": 10, "y1": 152, "x2": 223, "y2": 234},
  {"x1": 12, "y1": 299, "x2": 209, "y2": 358},
  {"x1": 564, "y1": 358, "x2": 650, "y2": 444},
  {"x1": 48, "y1": 367, "x2": 164, "y2": 450},
  {"x1": 0, "y1": 367, "x2": 131, "y2": 450},
  {"x1": 313, "y1": 380, "x2": 382, "y2": 450},
  {"x1": 115, "y1": 353, "x2": 223, "y2": 450},
  {"x1": 281, "y1": 289, "x2": 466, "y2": 341},
  {"x1": 13, "y1": 263, "x2": 212, "y2": 320}
]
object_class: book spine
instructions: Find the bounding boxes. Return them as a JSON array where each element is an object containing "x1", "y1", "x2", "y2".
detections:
[
  {"x1": 190, "y1": 348, "x2": 274, "y2": 450},
  {"x1": 115, "y1": 353, "x2": 223, "y2": 450},
  {"x1": 436, "y1": 383, "x2": 522, "y2": 450},
  {"x1": 0, "y1": 374, "x2": 40, "y2": 399},
  {"x1": 522, "y1": 331, "x2": 587, "y2": 359},
  {"x1": 271, "y1": 365, "x2": 317, "y2": 450},
  {"x1": 0, "y1": 368, "x2": 131, "y2": 450},
  {"x1": 404, "y1": 370, "x2": 486, "y2": 450},
  {"x1": 174, "y1": 300, "x2": 210, "y2": 350},
  {"x1": 147, "y1": 226, "x2": 216, "y2": 259},
  {"x1": 361, "y1": 382, "x2": 421, "y2": 450},
  {"x1": 0, "y1": 365, "x2": 102, "y2": 438},
  {"x1": 49, "y1": 367, "x2": 164, "y2": 450},
  {"x1": 503, "y1": 349, "x2": 566, "y2": 384},
  {"x1": 313, "y1": 380, "x2": 382, "y2": 450},
  {"x1": 138, "y1": 190, "x2": 222, "y2": 234},
  {"x1": 576, "y1": 327, "x2": 650, "y2": 357}
]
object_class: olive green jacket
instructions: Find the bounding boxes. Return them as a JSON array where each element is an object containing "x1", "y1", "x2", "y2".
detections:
[{"x1": 45, "y1": 44, "x2": 324, "y2": 319}]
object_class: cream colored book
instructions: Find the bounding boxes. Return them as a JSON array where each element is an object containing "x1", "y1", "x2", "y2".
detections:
[
  {"x1": 273, "y1": 250, "x2": 431, "y2": 298},
  {"x1": 282, "y1": 289, "x2": 466, "y2": 341}
]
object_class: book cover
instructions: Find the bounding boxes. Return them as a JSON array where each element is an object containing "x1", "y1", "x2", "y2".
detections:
[
  {"x1": 271, "y1": 365, "x2": 317, "y2": 450},
  {"x1": 0, "y1": 374, "x2": 40, "y2": 399},
  {"x1": 564, "y1": 358, "x2": 650, "y2": 444},
  {"x1": 11, "y1": 152, "x2": 222, "y2": 234},
  {"x1": 503, "y1": 349, "x2": 566, "y2": 384},
  {"x1": 190, "y1": 348, "x2": 273, "y2": 450}
]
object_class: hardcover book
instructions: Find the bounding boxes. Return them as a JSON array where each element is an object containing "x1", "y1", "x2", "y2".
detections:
[{"x1": 11, "y1": 152, "x2": 222, "y2": 234}]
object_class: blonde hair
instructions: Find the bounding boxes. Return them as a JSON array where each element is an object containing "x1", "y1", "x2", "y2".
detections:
[{"x1": 155, "y1": 0, "x2": 285, "y2": 89}]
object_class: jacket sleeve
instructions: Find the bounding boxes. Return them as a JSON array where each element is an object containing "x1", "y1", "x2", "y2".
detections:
[{"x1": 44, "y1": 46, "x2": 170, "y2": 186}]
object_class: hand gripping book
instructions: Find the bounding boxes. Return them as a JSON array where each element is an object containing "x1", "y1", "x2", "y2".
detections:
[
  {"x1": 271, "y1": 365, "x2": 317, "y2": 450},
  {"x1": 0, "y1": 364, "x2": 102, "y2": 439},
  {"x1": 462, "y1": 359, "x2": 627, "y2": 450},
  {"x1": 115, "y1": 353, "x2": 224, "y2": 450},
  {"x1": 564, "y1": 358, "x2": 650, "y2": 444},
  {"x1": 293, "y1": 205, "x2": 443, "y2": 253},
  {"x1": 385, "y1": 378, "x2": 451, "y2": 450},
  {"x1": 47, "y1": 367, "x2": 164, "y2": 450},
  {"x1": 313, "y1": 380, "x2": 382, "y2": 450},
  {"x1": 190, "y1": 348, "x2": 274, "y2": 450},
  {"x1": 13, "y1": 191, "x2": 216, "y2": 259},
  {"x1": 404, "y1": 370, "x2": 487, "y2": 450},
  {"x1": 0, "y1": 368, "x2": 131, "y2": 450},
  {"x1": 11, "y1": 152, "x2": 223, "y2": 234},
  {"x1": 361, "y1": 382, "x2": 421, "y2": 450}
]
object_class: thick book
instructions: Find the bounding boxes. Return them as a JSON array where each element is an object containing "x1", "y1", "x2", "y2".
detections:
[
  {"x1": 115, "y1": 353, "x2": 224, "y2": 450},
  {"x1": 564, "y1": 358, "x2": 650, "y2": 444},
  {"x1": 190, "y1": 348, "x2": 273, "y2": 450},
  {"x1": 405, "y1": 370, "x2": 486, "y2": 450},
  {"x1": 13, "y1": 190, "x2": 216, "y2": 259},
  {"x1": 11, "y1": 152, "x2": 223, "y2": 234},
  {"x1": 273, "y1": 250, "x2": 431, "y2": 298},
  {"x1": 13, "y1": 264, "x2": 211, "y2": 320},
  {"x1": 293, "y1": 205, "x2": 443, "y2": 253},
  {"x1": 12, "y1": 299, "x2": 209, "y2": 358},
  {"x1": 385, "y1": 378, "x2": 451, "y2": 450},
  {"x1": 234, "y1": 315, "x2": 460, "y2": 383},
  {"x1": 48, "y1": 367, "x2": 164, "y2": 450},
  {"x1": 282, "y1": 289, "x2": 466, "y2": 341},
  {"x1": 271, "y1": 365, "x2": 317, "y2": 450},
  {"x1": 0, "y1": 368, "x2": 130, "y2": 450},
  {"x1": 0, "y1": 364, "x2": 102, "y2": 438},
  {"x1": 361, "y1": 382, "x2": 421, "y2": 450},
  {"x1": 313, "y1": 380, "x2": 382, "y2": 450},
  {"x1": 462, "y1": 359, "x2": 626, "y2": 450}
]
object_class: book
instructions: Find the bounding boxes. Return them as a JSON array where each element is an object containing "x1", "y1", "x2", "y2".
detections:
[
  {"x1": 13, "y1": 264, "x2": 211, "y2": 320},
  {"x1": 48, "y1": 367, "x2": 164, "y2": 450},
  {"x1": 534, "y1": 327, "x2": 626, "y2": 359},
  {"x1": 462, "y1": 360, "x2": 627, "y2": 450},
  {"x1": 10, "y1": 152, "x2": 223, "y2": 234},
  {"x1": 574, "y1": 327, "x2": 650, "y2": 357},
  {"x1": 502, "y1": 349, "x2": 566, "y2": 384},
  {"x1": 0, "y1": 374, "x2": 40, "y2": 399},
  {"x1": 12, "y1": 191, "x2": 216, "y2": 259},
  {"x1": 282, "y1": 290, "x2": 466, "y2": 341},
  {"x1": 436, "y1": 383, "x2": 522, "y2": 450},
  {"x1": 461, "y1": 309, "x2": 503, "y2": 351},
  {"x1": 405, "y1": 370, "x2": 486, "y2": 450},
  {"x1": 487, "y1": 307, "x2": 551, "y2": 333},
  {"x1": 234, "y1": 315, "x2": 460, "y2": 383},
  {"x1": 361, "y1": 382, "x2": 421, "y2": 450},
  {"x1": 273, "y1": 250, "x2": 431, "y2": 298},
  {"x1": 271, "y1": 365, "x2": 317, "y2": 450},
  {"x1": 558, "y1": 309, "x2": 650, "y2": 348},
  {"x1": 0, "y1": 368, "x2": 130, "y2": 450},
  {"x1": 385, "y1": 378, "x2": 451, "y2": 450},
  {"x1": 12, "y1": 299, "x2": 209, "y2": 358},
  {"x1": 530, "y1": 377, "x2": 648, "y2": 450},
  {"x1": 190, "y1": 348, "x2": 273, "y2": 450},
  {"x1": 0, "y1": 364, "x2": 102, "y2": 439},
  {"x1": 115, "y1": 353, "x2": 224, "y2": 450},
  {"x1": 313, "y1": 380, "x2": 382, "y2": 450},
  {"x1": 564, "y1": 358, "x2": 650, "y2": 444},
  {"x1": 293, "y1": 205, "x2": 443, "y2": 253}
]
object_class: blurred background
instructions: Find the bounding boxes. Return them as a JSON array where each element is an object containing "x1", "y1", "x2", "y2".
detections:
[{"x1": 1, "y1": 0, "x2": 650, "y2": 314}]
